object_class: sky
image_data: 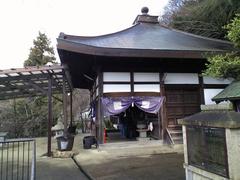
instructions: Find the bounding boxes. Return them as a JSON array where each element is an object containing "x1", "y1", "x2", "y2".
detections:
[{"x1": 0, "y1": 0, "x2": 169, "y2": 69}]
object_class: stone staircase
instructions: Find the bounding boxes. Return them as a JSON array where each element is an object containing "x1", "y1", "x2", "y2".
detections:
[{"x1": 166, "y1": 125, "x2": 183, "y2": 144}]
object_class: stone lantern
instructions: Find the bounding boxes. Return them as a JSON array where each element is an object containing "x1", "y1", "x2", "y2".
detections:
[
  {"x1": 51, "y1": 121, "x2": 64, "y2": 139},
  {"x1": 0, "y1": 132, "x2": 8, "y2": 147}
]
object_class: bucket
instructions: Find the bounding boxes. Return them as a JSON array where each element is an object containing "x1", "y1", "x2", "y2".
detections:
[
  {"x1": 57, "y1": 135, "x2": 74, "y2": 151},
  {"x1": 83, "y1": 136, "x2": 97, "y2": 149}
]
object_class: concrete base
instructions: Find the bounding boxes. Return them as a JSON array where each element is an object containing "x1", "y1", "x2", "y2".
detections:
[
  {"x1": 184, "y1": 164, "x2": 229, "y2": 180},
  {"x1": 99, "y1": 139, "x2": 165, "y2": 150},
  {"x1": 136, "y1": 137, "x2": 150, "y2": 141}
]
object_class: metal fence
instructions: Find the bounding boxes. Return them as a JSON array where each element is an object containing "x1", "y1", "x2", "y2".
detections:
[{"x1": 0, "y1": 138, "x2": 36, "y2": 180}]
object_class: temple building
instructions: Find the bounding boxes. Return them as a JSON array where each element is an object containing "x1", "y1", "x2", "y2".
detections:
[{"x1": 57, "y1": 7, "x2": 234, "y2": 144}]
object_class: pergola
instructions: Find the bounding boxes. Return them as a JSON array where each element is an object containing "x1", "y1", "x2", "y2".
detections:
[{"x1": 0, "y1": 65, "x2": 72, "y2": 156}]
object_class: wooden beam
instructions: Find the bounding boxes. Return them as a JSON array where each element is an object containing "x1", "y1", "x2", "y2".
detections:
[
  {"x1": 130, "y1": 71, "x2": 134, "y2": 94},
  {"x1": 0, "y1": 65, "x2": 71, "y2": 101},
  {"x1": 62, "y1": 77, "x2": 68, "y2": 134},
  {"x1": 0, "y1": 65, "x2": 63, "y2": 75},
  {"x1": 203, "y1": 84, "x2": 228, "y2": 89},
  {"x1": 160, "y1": 73, "x2": 167, "y2": 140},
  {"x1": 69, "y1": 91, "x2": 73, "y2": 127},
  {"x1": 97, "y1": 70, "x2": 103, "y2": 144},
  {"x1": 198, "y1": 75, "x2": 205, "y2": 105},
  {"x1": 46, "y1": 70, "x2": 65, "y2": 92},
  {"x1": 0, "y1": 73, "x2": 52, "y2": 83},
  {"x1": 89, "y1": 89, "x2": 93, "y2": 134},
  {"x1": 0, "y1": 79, "x2": 63, "y2": 102},
  {"x1": 0, "y1": 93, "x2": 43, "y2": 100},
  {"x1": 62, "y1": 64, "x2": 73, "y2": 91},
  {"x1": 47, "y1": 75, "x2": 53, "y2": 157},
  {"x1": 0, "y1": 88, "x2": 62, "y2": 99},
  {"x1": 27, "y1": 80, "x2": 63, "y2": 102},
  {"x1": 2, "y1": 81, "x2": 35, "y2": 97}
]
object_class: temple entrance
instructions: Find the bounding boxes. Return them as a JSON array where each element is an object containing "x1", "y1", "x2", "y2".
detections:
[
  {"x1": 101, "y1": 96, "x2": 163, "y2": 143},
  {"x1": 105, "y1": 106, "x2": 159, "y2": 143}
]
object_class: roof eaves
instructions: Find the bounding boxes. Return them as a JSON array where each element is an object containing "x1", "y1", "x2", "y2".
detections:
[
  {"x1": 212, "y1": 81, "x2": 240, "y2": 102},
  {"x1": 57, "y1": 38, "x2": 209, "y2": 59}
]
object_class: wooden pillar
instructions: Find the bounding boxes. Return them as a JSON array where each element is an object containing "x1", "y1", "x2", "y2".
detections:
[
  {"x1": 198, "y1": 75, "x2": 205, "y2": 105},
  {"x1": 130, "y1": 71, "x2": 134, "y2": 95},
  {"x1": 69, "y1": 91, "x2": 73, "y2": 127},
  {"x1": 157, "y1": 72, "x2": 162, "y2": 139},
  {"x1": 160, "y1": 73, "x2": 167, "y2": 140},
  {"x1": 89, "y1": 89, "x2": 94, "y2": 134},
  {"x1": 62, "y1": 78, "x2": 68, "y2": 134},
  {"x1": 157, "y1": 111, "x2": 161, "y2": 139},
  {"x1": 47, "y1": 75, "x2": 53, "y2": 157},
  {"x1": 97, "y1": 71, "x2": 103, "y2": 143}
]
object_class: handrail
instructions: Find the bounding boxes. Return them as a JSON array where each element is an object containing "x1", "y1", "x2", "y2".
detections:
[
  {"x1": 3, "y1": 138, "x2": 35, "y2": 143},
  {"x1": 166, "y1": 128, "x2": 175, "y2": 145}
]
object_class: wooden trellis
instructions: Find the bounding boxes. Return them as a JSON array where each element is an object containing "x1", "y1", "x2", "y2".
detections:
[{"x1": 0, "y1": 65, "x2": 73, "y2": 156}]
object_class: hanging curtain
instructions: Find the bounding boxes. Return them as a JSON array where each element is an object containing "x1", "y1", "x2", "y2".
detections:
[
  {"x1": 101, "y1": 96, "x2": 164, "y2": 116},
  {"x1": 101, "y1": 97, "x2": 132, "y2": 116},
  {"x1": 134, "y1": 96, "x2": 164, "y2": 114}
]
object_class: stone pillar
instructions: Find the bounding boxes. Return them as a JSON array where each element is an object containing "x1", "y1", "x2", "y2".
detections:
[{"x1": 226, "y1": 129, "x2": 240, "y2": 179}]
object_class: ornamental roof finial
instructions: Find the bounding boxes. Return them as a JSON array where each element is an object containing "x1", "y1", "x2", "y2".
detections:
[{"x1": 141, "y1": 7, "x2": 149, "y2": 15}]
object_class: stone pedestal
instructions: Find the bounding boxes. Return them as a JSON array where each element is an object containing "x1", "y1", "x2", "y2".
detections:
[
  {"x1": 178, "y1": 104, "x2": 240, "y2": 180},
  {"x1": 136, "y1": 129, "x2": 150, "y2": 141}
]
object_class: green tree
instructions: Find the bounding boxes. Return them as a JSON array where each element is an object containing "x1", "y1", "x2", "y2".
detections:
[
  {"x1": 24, "y1": 31, "x2": 56, "y2": 66},
  {"x1": 22, "y1": 32, "x2": 60, "y2": 137},
  {"x1": 162, "y1": 0, "x2": 240, "y2": 39},
  {"x1": 1, "y1": 32, "x2": 60, "y2": 138},
  {"x1": 0, "y1": 32, "x2": 90, "y2": 138},
  {"x1": 204, "y1": 14, "x2": 240, "y2": 79}
]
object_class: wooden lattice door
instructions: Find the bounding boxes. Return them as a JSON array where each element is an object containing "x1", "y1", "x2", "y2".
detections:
[{"x1": 165, "y1": 86, "x2": 201, "y2": 126}]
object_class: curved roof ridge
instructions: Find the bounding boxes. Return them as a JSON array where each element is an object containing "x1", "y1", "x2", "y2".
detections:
[{"x1": 59, "y1": 23, "x2": 138, "y2": 40}]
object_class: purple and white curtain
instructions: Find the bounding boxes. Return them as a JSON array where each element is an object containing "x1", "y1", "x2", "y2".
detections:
[{"x1": 101, "y1": 96, "x2": 164, "y2": 116}]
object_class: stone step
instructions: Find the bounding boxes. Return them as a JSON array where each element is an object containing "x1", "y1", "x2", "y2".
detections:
[
  {"x1": 172, "y1": 136, "x2": 183, "y2": 144},
  {"x1": 168, "y1": 130, "x2": 182, "y2": 134},
  {"x1": 167, "y1": 124, "x2": 182, "y2": 129},
  {"x1": 172, "y1": 136, "x2": 183, "y2": 140},
  {"x1": 99, "y1": 140, "x2": 164, "y2": 150},
  {"x1": 166, "y1": 127, "x2": 183, "y2": 145}
]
